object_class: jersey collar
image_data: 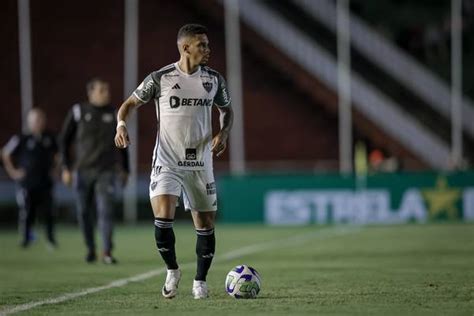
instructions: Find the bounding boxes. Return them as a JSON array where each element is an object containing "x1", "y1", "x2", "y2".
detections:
[{"x1": 174, "y1": 62, "x2": 201, "y2": 78}]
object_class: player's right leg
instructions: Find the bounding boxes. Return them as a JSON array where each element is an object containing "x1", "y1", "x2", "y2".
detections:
[
  {"x1": 151, "y1": 195, "x2": 181, "y2": 298},
  {"x1": 74, "y1": 171, "x2": 96, "y2": 262},
  {"x1": 182, "y1": 168, "x2": 218, "y2": 299},
  {"x1": 16, "y1": 188, "x2": 34, "y2": 248},
  {"x1": 149, "y1": 166, "x2": 184, "y2": 299},
  {"x1": 191, "y1": 210, "x2": 216, "y2": 299}
]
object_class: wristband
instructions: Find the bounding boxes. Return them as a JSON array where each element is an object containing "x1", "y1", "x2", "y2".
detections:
[{"x1": 117, "y1": 120, "x2": 127, "y2": 130}]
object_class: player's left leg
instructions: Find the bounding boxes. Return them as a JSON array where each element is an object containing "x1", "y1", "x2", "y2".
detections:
[
  {"x1": 95, "y1": 170, "x2": 116, "y2": 264},
  {"x1": 183, "y1": 169, "x2": 217, "y2": 299},
  {"x1": 191, "y1": 210, "x2": 216, "y2": 280},
  {"x1": 38, "y1": 188, "x2": 56, "y2": 248},
  {"x1": 191, "y1": 210, "x2": 216, "y2": 299}
]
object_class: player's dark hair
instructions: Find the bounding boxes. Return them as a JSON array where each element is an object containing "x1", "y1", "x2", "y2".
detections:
[
  {"x1": 86, "y1": 77, "x2": 107, "y2": 93},
  {"x1": 177, "y1": 24, "x2": 208, "y2": 41}
]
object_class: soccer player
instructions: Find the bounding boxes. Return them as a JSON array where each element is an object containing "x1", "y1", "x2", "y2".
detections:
[
  {"x1": 2, "y1": 108, "x2": 59, "y2": 248},
  {"x1": 60, "y1": 78, "x2": 129, "y2": 264},
  {"x1": 114, "y1": 24, "x2": 233, "y2": 299}
]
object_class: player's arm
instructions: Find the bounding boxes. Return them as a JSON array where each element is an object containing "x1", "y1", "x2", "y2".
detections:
[
  {"x1": 212, "y1": 105, "x2": 233, "y2": 157},
  {"x1": 1, "y1": 136, "x2": 25, "y2": 180},
  {"x1": 113, "y1": 108, "x2": 132, "y2": 186},
  {"x1": 211, "y1": 73, "x2": 234, "y2": 157},
  {"x1": 116, "y1": 73, "x2": 158, "y2": 148},
  {"x1": 59, "y1": 107, "x2": 78, "y2": 186},
  {"x1": 2, "y1": 151, "x2": 24, "y2": 180},
  {"x1": 114, "y1": 95, "x2": 143, "y2": 149}
]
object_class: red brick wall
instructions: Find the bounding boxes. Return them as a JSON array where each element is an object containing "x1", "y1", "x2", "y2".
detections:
[{"x1": 30, "y1": 0, "x2": 124, "y2": 133}]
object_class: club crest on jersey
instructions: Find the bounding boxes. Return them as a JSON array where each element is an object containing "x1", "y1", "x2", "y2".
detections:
[{"x1": 202, "y1": 81, "x2": 213, "y2": 92}]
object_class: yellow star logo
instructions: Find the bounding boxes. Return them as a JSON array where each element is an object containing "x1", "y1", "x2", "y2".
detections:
[{"x1": 421, "y1": 177, "x2": 461, "y2": 219}]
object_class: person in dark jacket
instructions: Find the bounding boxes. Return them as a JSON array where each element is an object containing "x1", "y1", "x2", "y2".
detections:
[
  {"x1": 60, "y1": 78, "x2": 129, "y2": 264},
  {"x1": 2, "y1": 108, "x2": 59, "y2": 248}
]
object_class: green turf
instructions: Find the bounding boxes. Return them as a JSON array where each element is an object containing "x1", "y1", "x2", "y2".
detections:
[{"x1": 0, "y1": 223, "x2": 473, "y2": 315}]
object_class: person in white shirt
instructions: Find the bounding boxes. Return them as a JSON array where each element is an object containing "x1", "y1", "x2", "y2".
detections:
[{"x1": 114, "y1": 24, "x2": 233, "y2": 299}]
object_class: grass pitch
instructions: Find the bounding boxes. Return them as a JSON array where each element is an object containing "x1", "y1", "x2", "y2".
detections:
[{"x1": 0, "y1": 223, "x2": 473, "y2": 315}]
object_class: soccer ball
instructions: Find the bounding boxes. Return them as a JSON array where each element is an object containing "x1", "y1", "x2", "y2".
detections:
[{"x1": 225, "y1": 265, "x2": 261, "y2": 299}]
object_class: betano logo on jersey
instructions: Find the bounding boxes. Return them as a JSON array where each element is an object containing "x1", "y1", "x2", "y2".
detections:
[{"x1": 169, "y1": 96, "x2": 213, "y2": 109}]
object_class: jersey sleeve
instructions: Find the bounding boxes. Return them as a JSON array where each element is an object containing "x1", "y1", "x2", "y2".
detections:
[
  {"x1": 214, "y1": 74, "x2": 231, "y2": 107},
  {"x1": 3, "y1": 135, "x2": 21, "y2": 156},
  {"x1": 133, "y1": 74, "x2": 159, "y2": 103}
]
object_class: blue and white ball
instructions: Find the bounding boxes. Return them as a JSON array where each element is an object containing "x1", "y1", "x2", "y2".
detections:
[{"x1": 225, "y1": 265, "x2": 261, "y2": 299}]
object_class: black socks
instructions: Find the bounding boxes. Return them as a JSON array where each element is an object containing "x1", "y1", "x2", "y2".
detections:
[
  {"x1": 154, "y1": 218, "x2": 178, "y2": 270},
  {"x1": 195, "y1": 228, "x2": 216, "y2": 281},
  {"x1": 154, "y1": 218, "x2": 216, "y2": 279}
]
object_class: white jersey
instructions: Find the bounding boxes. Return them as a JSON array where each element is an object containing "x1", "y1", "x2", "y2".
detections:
[{"x1": 133, "y1": 63, "x2": 231, "y2": 171}]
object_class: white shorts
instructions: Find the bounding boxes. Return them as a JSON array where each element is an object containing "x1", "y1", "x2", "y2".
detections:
[{"x1": 149, "y1": 166, "x2": 217, "y2": 212}]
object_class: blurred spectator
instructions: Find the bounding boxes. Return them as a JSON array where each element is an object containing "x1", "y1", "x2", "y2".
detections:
[
  {"x1": 369, "y1": 149, "x2": 385, "y2": 171},
  {"x1": 354, "y1": 140, "x2": 368, "y2": 177},
  {"x1": 447, "y1": 155, "x2": 470, "y2": 171},
  {"x1": 369, "y1": 148, "x2": 400, "y2": 173},
  {"x1": 2, "y1": 108, "x2": 59, "y2": 248},
  {"x1": 60, "y1": 78, "x2": 129, "y2": 264}
]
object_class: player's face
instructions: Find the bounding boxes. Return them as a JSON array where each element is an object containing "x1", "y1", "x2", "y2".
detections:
[
  {"x1": 27, "y1": 110, "x2": 46, "y2": 135},
  {"x1": 188, "y1": 34, "x2": 211, "y2": 65},
  {"x1": 88, "y1": 82, "x2": 111, "y2": 106}
]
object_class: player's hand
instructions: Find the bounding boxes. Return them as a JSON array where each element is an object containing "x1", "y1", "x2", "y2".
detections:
[
  {"x1": 115, "y1": 126, "x2": 130, "y2": 148},
  {"x1": 211, "y1": 130, "x2": 229, "y2": 157},
  {"x1": 62, "y1": 169, "x2": 73, "y2": 187},
  {"x1": 12, "y1": 168, "x2": 26, "y2": 180}
]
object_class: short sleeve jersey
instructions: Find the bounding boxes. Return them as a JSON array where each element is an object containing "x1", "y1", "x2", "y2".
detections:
[{"x1": 133, "y1": 63, "x2": 231, "y2": 170}]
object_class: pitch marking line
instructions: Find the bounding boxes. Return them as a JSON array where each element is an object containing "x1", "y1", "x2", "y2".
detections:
[{"x1": 0, "y1": 226, "x2": 359, "y2": 315}]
